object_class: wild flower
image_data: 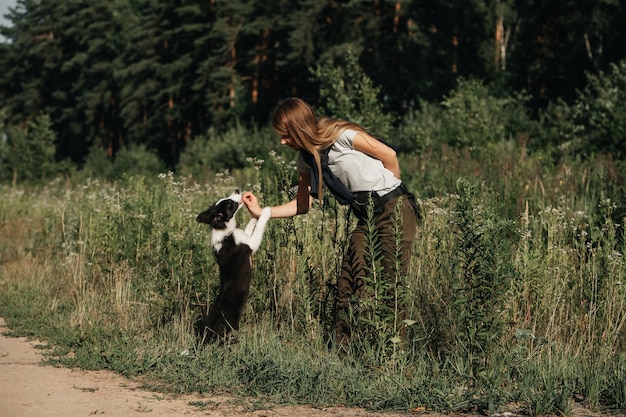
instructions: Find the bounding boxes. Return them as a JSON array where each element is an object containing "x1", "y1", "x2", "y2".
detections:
[{"x1": 246, "y1": 156, "x2": 265, "y2": 171}]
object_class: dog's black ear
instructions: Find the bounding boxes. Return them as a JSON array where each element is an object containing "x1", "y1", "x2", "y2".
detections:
[
  {"x1": 197, "y1": 207, "x2": 229, "y2": 229},
  {"x1": 196, "y1": 207, "x2": 215, "y2": 225}
]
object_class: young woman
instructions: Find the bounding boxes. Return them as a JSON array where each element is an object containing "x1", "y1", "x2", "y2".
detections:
[{"x1": 242, "y1": 97, "x2": 418, "y2": 346}]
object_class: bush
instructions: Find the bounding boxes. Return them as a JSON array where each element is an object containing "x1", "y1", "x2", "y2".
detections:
[
  {"x1": 112, "y1": 143, "x2": 166, "y2": 178},
  {"x1": 80, "y1": 143, "x2": 166, "y2": 181},
  {"x1": 176, "y1": 123, "x2": 281, "y2": 179},
  {"x1": 539, "y1": 59, "x2": 626, "y2": 159},
  {"x1": 398, "y1": 78, "x2": 537, "y2": 155},
  {"x1": 311, "y1": 47, "x2": 395, "y2": 140},
  {"x1": 570, "y1": 60, "x2": 626, "y2": 157},
  {"x1": 0, "y1": 114, "x2": 64, "y2": 184},
  {"x1": 396, "y1": 99, "x2": 445, "y2": 153}
]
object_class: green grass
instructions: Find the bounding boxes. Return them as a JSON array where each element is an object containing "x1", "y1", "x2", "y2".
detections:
[{"x1": 1, "y1": 144, "x2": 625, "y2": 415}]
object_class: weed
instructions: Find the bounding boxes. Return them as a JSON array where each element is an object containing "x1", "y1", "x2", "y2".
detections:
[{"x1": 1, "y1": 143, "x2": 625, "y2": 414}]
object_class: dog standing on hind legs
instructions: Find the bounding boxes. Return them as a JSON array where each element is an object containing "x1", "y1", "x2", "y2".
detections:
[{"x1": 195, "y1": 190, "x2": 272, "y2": 343}]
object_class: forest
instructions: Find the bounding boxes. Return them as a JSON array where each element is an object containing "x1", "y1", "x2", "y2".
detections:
[
  {"x1": 1, "y1": 0, "x2": 626, "y2": 176},
  {"x1": 1, "y1": 1, "x2": 626, "y2": 416}
]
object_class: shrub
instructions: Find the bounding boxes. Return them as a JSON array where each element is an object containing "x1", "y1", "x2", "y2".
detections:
[
  {"x1": 571, "y1": 60, "x2": 626, "y2": 157},
  {"x1": 80, "y1": 143, "x2": 166, "y2": 181},
  {"x1": 311, "y1": 47, "x2": 395, "y2": 140},
  {"x1": 540, "y1": 60, "x2": 626, "y2": 159},
  {"x1": 176, "y1": 123, "x2": 280, "y2": 180},
  {"x1": 112, "y1": 143, "x2": 166, "y2": 178},
  {"x1": 399, "y1": 78, "x2": 537, "y2": 155},
  {"x1": 0, "y1": 114, "x2": 63, "y2": 184}
]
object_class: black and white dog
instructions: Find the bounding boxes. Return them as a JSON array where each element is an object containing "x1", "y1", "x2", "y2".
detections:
[{"x1": 195, "y1": 190, "x2": 271, "y2": 343}]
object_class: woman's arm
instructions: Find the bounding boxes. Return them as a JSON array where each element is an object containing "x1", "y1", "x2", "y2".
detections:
[
  {"x1": 243, "y1": 171, "x2": 313, "y2": 219},
  {"x1": 352, "y1": 131, "x2": 401, "y2": 178}
]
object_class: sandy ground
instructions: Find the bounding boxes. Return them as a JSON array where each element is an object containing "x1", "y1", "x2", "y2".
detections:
[{"x1": 0, "y1": 317, "x2": 413, "y2": 417}]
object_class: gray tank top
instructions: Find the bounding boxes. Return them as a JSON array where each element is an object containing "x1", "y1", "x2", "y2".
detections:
[{"x1": 297, "y1": 129, "x2": 401, "y2": 197}]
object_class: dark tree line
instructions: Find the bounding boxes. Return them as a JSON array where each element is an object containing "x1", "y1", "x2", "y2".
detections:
[{"x1": 1, "y1": 0, "x2": 625, "y2": 168}]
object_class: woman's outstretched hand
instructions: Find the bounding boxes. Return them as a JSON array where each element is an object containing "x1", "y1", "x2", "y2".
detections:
[{"x1": 242, "y1": 191, "x2": 262, "y2": 218}]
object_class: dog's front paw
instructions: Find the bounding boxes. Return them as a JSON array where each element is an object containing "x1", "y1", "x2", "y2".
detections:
[{"x1": 260, "y1": 206, "x2": 272, "y2": 221}]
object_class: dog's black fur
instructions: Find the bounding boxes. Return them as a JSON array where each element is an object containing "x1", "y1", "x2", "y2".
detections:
[{"x1": 195, "y1": 190, "x2": 271, "y2": 343}]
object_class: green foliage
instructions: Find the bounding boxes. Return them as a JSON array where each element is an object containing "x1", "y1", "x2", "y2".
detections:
[
  {"x1": 605, "y1": 355, "x2": 626, "y2": 410},
  {"x1": 80, "y1": 143, "x2": 166, "y2": 181},
  {"x1": 112, "y1": 144, "x2": 167, "y2": 178},
  {"x1": 399, "y1": 78, "x2": 536, "y2": 154},
  {"x1": 312, "y1": 47, "x2": 394, "y2": 139},
  {"x1": 395, "y1": 98, "x2": 444, "y2": 153},
  {"x1": 176, "y1": 123, "x2": 278, "y2": 179},
  {"x1": 540, "y1": 59, "x2": 626, "y2": 159},
  {"x1": 1, "y1": 0, "x2": 626, "y2": 174},
  {"x1": 571, "y1": 60, "x2": 626, "y2": 157},
  {"x1": 80, "y1": 145, "x2": 115, "y2": 180},
  {"x1": 449, "y1": 177, "x2": 515, "y2": 410},
  {"x1": 1, "y1": 140, "x2": 626, "y2": 415},
  {"x1": 519, "y1": 354, "x2": 574, "y2": 417},
  {"x1": 576, "y1": 354, "x2": 606, "y2": 410},
  {"x1": 0, "y1": 114, "x2": 63, "y2": 184},
  {"x1": 447, "y1": 79, "x2": 536, "y2": 151},
  {"x1": 443, "y1": 79, "x2": 509, "y2": 149}
]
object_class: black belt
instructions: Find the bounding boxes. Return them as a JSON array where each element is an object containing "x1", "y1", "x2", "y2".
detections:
[
  {"x1": 350, "y1": 184, "x2": 413, "y2": 220},
  {"x1": 377, "y1": 183, "x2": 409, "y2": 205}
]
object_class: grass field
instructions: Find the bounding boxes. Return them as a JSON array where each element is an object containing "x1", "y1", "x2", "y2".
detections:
[{"x1": 1, "y1": 143, "x2": 625, "y2": 415}]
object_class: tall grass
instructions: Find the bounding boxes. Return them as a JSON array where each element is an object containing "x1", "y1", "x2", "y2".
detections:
[{"x1": 0, "y1": 143, "x2": 625, "y2": 414}]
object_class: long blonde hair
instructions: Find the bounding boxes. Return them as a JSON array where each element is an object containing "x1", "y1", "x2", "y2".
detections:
[{"x1": 270, "y1": 97, "x2": 364, "y2": 200}]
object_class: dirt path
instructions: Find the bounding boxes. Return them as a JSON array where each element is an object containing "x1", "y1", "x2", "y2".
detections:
[{"x1": 0, "y1": 317, "x2": 411, "y2": 417}]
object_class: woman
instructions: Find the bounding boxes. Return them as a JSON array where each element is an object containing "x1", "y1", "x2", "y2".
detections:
[{"x1": 243, "y1": 97, "x2": 418, "y2": 346}]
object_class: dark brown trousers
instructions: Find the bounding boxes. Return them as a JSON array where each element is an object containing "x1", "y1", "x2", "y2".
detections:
[{"x1": 335, "y1": 194, "x2": 417, "y2": 344}]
